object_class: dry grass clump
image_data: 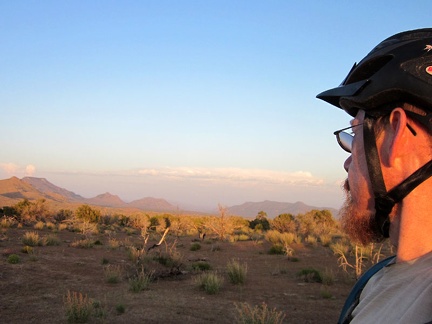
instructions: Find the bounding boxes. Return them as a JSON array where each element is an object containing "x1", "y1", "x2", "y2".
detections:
[
  {"x1": 129, "y1": 267, "x2": 152, "y2": 292},
  {"x1": 195, "y1": 271, "x2": 224, "y2": 294},
  {"x1": 64, "y1": 290, "x2": 93, "y2": 323},
  {"x1": 70, "y1": 239, "x2": 94, "y2": 248},
  {"x1": 43, "y1": 234, "x2": 61, "y2": 246},
  {"x1": 34, "y1": 221, "x2": 45, "y2": 230},
  {"x1": 226, "y1": 259, "x2": 248, "y2": 285},
  {"x1": 104, "y1": 264, "x2": 123, "y2": 284},
  {"x1": 235, "y1": 302, "x2": 286, "y2": 324},
  {"x1": 22, "y1": 231, "x2": 42, "y2": 246},
  {"x1": 1, "y1": 217, "x2": 16, "y2": 228}
]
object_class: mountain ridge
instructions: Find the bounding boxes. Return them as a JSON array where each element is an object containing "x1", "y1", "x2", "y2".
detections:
[{"x1": 0, "y1": 176, "x2": 339, "y2": 217}]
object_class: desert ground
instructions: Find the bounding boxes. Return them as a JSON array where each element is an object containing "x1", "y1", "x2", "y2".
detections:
[{"x1": 0, "y1": 220, "x2": 366, "y2": 324}]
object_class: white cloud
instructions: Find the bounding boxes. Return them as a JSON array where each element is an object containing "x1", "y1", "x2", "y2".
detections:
[
  {"x1": 25, "y1": 164, "x2": 36, "y2": 176},
  {"x1": 0, "y1": 162, "x2": 37, "y2": 178},
  {"x1": 137, "y1": 167, "x2": 324, "y2": 186},
  {"x1": 0, "y1": 162, "x2": 19, "y2": 175}
]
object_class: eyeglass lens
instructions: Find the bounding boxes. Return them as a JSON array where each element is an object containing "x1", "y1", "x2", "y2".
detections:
[{"x1": 338, "y1": 131, "x2": 353, "y2": 152}]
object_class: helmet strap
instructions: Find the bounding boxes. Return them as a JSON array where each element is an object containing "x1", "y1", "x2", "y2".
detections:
[{"x1": 363, "y1": 116, "x2": 432, "y2": 238}]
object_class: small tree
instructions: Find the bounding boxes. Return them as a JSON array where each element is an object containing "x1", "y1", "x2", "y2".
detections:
[
  {"x1": 249, "y1": 211, "x2": 270, "y2": 231},
  {"x1": 75, "y1": 204, "x2": 101, "y2": 223},
  {"x1": 271, "y1": 213, "x2": 296, "y2": 233}
]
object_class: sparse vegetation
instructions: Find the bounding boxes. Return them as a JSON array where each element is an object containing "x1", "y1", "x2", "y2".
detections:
[
  {"x1": 235, "y1": 302, "x2": 286, "y2": 324},
  {"x1": 7, "y1": 254, "x2": 20, "y2": 264},
  {"x1": 190, "y1": 242, "x2": 201, "y2": 251},
  {"x1": 0, "y1": 198, "x2": 393, "y2": 322},
  {"x1": 129, "y1": 267, "x2": 152, "y2": 292},
  {"x1": 64, "y1": 290, "x2": 93, "y2": 323},
  {"x1": 104, "y1": 264, "x2": 123, "y2": 284},
  {"x1": 22, "y1": 231, "x2": 42, "y2": 246},
  {"x1": 297, "y1": 268, "x2": 323, "y2": 283},
  {"x1": 227, "y1": 259, "x2": 248, "y2": 285},
  {"x1": 195, "y1": 271, "x2": 224, "y2": 294}
]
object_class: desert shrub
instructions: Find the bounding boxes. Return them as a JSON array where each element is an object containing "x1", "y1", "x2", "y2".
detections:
[
  {"x1": 70, "y1": 239, "x2": 94, "y2": 248},
  {"x1": 319, "y1": 234, "x2": 333, "y2": 247},
  {"x1": 322, "y1": 268, "x2": 335, "y2": 286},
  {"x1": 129, "y1": 267, "x2": 152, "y2": 293},
  {"x1": 265, "y1": 230, "x2": 281, "y2": 245},
  {"x1": 227, "y1": 259, "x2": 247, "y2": 285},
  {"x1": 127, "y1": 246, "x2": 143, "y2": 263},
  {"x1": 320, "y1": 286, "x2": 333, "y2": 299},
  {"x1": 44, "y1": 234, "x2": 61, "y2": 246},
  {"x1": 75, "y1": 205, "x2": 101, "y2": 223},
  {"x1": 22, "y1": 245, "x2": 34, "y2": 254},
  {"x1": 235, "y1": 302, "x2": 286, "y2": 324},
  {"x1": 46, "y1": 221, "x2": 56, "y2": 230},
  {"x1": 297, "y1": 268, "x2": 323, "y2": 283},
  {"x1": 235, "y1": 234, "x2": 250, "y2": 241},
  {"x1": 22, "y1": 231, "x2": 42, "y2": 246},
  {"x1": 190, "y1": 242, "x2": 201, "y2": 251},
  {"x1": 91, "y1": 300, "x2": 107, "y2": 319},
  {"x1": 211, "y1": 243, "x2": 222, "y2": 252},
  {"x1": 271, "y1": 213, "x2": 296, "y2": 233},
  {"x1": 55, "y1": 209, "x2": 73, "y2": 222},
  {"x1": 249, "y1": 211, "x2": 270, "y2": 231},
  {"x1": 192, "y1": 261, "x2": 212, "y2": 271},
  {"x1": 0, "y1": 216, "x2": 16, "y2": 228},
  {"x1": 34, "y1": 221, "x2": 45, "y2": 230},
  {"x1": 14, "y1": 199, "x2": 50, "y2": 224},
  {"x1": 116, "y1": 304, "x2": 125, "y2": 314},
  {"x1": 108, "y1": 238, "x2": 121, "y2": 249},
  {"x1": 104, "y1": 265, "x2": 123, "y2": 284},
  {"x1": 330, "y1": 241, "x2": 350, "y2": 256},
  {"x1": 64, "y1": 290, "x2": 93, "y2": 323},
  {"x1": 195, "y1": 272, "x2": 223, "y2": 295},
  {"x1": 58, "y1": 223, "x2": 68, "y2": 231},
  {"x1": 7, "y1": 254, "x2": 20, "y2": 264},
  {"x1": 268, "y1": 244, "x2": 285, "y2": 255},
  {"x1": 305, "y1": 235, "x2": 318, "y2": 246}
]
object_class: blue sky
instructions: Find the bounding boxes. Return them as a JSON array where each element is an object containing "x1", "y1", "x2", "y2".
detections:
[{"x1": 1, "y1": 1, "x2": 431, "y2": 212}]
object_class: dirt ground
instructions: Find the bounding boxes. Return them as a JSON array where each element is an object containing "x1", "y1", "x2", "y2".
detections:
[{"x1": 0, "y1": 226, "x2": 355, "y2": 323}]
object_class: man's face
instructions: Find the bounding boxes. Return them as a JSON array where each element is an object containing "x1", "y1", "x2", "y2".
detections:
[{"x1": 339, "y1": 110, "x2": 381, "y2": 245}]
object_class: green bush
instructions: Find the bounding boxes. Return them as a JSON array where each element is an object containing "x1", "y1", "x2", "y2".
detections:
[
  {"x1": 7, "y1": 254, "x2": 20, "y2": 264},
  {"x1": 116, "y1": 304, "x2": 125, "y2": 314},
  {"x1": 190, "y1": 242, "x2": 201, "y2": 251},
  {"x1": 75, "y1": 205, "x2": 101, "y2": 223},
  {"x1": 191, "y1": 261, "x2": 212, "y2": 271},
  {"x1": 297, "y1": 268, "x2": 323, "y2": 283},
  {"x1": 268, "y1": 244, "x2": 285, "y2": 255}
]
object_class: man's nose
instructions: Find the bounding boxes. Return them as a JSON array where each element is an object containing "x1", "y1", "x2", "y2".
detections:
[{"x1": 344, "y1": 156, "x2": 352, "y2": 172}]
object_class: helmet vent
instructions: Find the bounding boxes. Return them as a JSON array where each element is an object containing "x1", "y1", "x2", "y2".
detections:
[{"x1": 346, "y1": 55, "x2": 393, "y2": 84}]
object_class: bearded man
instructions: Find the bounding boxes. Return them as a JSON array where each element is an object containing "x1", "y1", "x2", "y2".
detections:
[{"x1": 317, "y1": 29, "x2": 432, "y2": 323}]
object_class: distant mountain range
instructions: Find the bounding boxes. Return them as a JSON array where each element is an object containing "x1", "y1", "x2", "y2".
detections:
[
  {"x1": 0, "y1": 177, "x2": 178, "y2": 213},
  {"x1": 227, "y1": 200, "x2": 339, "y2": 219},
  {"x1": 0, "y1": 176, "x2": 339, "y2": 218}
]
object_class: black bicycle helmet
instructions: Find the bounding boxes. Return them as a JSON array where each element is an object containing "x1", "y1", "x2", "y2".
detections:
[
  {"x1": 317, "y1": 28, "x2": 432, "y2": 239},
  {"x1": 318, "y1": 28, "x2": 432, "y2": 121}
]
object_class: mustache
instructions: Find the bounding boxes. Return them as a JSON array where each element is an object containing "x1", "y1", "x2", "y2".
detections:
[{"x1": 343, "y1": 178, "x2": 350, "y2": 192}]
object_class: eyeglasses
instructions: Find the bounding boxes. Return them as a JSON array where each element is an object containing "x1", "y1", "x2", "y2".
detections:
[
  {"x1": 333, "y1": 122, "x2": 417, "y2": 153},
  {"x1": 333, "y1": 124, "x2": 363, "y2": 153}
]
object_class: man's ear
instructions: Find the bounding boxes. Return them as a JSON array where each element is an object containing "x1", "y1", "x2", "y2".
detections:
[{"x1": 388, "y1": 108, "x2": 409, "y2": 167}]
